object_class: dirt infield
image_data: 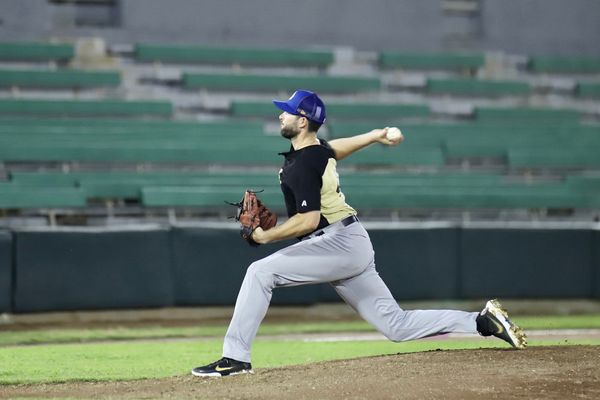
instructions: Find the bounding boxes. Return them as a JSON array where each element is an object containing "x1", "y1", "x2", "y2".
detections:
[{"x1": 2, "y1": 345, "x2": 598, "y2": 399}]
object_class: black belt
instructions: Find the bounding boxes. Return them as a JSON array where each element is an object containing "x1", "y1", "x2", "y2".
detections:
[
  {"x1": 313, "y1": 215, "x2": 359, "y2": 237},
  {"x1": 340, "y1": 214, "x2": 359, "y2": 227}
]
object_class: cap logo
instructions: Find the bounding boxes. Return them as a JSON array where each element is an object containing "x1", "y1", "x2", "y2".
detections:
[{"x1": 298, "y1": 109, "x2": 307, "y2": 116}]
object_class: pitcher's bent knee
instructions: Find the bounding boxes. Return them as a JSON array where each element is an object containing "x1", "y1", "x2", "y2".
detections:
[
  {"x1": 371, "y1": 309, "x2": 414, "y2": 342},
  {"x1": 245, "y1": 260, "x2": 277, "y2": 289},
  {"x1": 385, "y1": 330, "x2": 409, "y2": 343}
]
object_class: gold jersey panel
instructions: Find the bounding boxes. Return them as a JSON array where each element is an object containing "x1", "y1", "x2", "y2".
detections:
[{"x1": 320, "y1": 158, "x2": 356, "y2": 224}]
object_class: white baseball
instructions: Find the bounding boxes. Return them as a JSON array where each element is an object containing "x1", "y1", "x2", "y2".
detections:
[{"x1": 386, "y1": 127, "x2": 402, "y2": 141}]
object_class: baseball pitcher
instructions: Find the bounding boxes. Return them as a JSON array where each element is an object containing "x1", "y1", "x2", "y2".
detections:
[{"x1": 192, "y1": 90, "x2": 527, "y2": 377}]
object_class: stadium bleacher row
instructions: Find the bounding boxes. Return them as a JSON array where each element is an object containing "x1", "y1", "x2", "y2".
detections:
[
  {"x1": 2, "y1": 67, "x2": 599, "y2": 98},
  {"x1": 1, "y1": 41, "x2": 599, "y2": 222},
  {"x1": 1, "y1": 117, "x2": 598, "y2": 165},
  {"x1": 3, "y1": 169, "x2": 599, "y2": 210},
  {"x1": 0, "y1": 98, "x2": 172, "y2": 117},
  {"x1": 2, "y1": 42, "x2": 600, "y2": 72},
  {"x1": 0, "y1": 69, "x2": 120, "y2": 89}
]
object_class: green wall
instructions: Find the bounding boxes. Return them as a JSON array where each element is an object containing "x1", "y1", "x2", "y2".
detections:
[
  {"x1": 369, "y1": 228, "x2": 460, "y2": 300},
  {"x1": 0, "y1": 230, "x2": 12, "y2": 312},
  {"x1": 13, "y1": 228, "x2": 174, "y2": 313},
  {"x1": 460, "y1": 229, "x2": 594, "y2": 298},
  {"x1": 5, "y1": 225, "x2": 600, "y2": 313},
  {"x1": 170, "y1": 227, "x2": 319, "y2": 306}
]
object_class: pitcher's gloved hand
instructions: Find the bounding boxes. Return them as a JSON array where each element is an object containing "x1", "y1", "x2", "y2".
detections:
[{"x1": 232, "y1": 190, "x2": 277, "y2": 246}]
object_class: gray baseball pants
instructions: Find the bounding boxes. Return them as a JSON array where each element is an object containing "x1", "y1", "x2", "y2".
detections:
[{"x1": 223, "y1": 220, "x2": 478, "y2": 363}]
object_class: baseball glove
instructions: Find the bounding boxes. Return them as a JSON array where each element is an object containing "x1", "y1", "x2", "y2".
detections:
[{"x1": 228, "y1": 190, "x2": 277, "y2": 246}]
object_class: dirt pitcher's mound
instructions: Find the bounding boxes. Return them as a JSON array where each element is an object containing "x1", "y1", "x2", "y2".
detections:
[{"x1": 2, "y1": 346, "x2": 599, "y2": 399}]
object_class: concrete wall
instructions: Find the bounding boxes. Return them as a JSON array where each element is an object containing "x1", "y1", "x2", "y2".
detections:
[
  {"x1": 0, "y1": 0, "x2": 599, "y2": 55},
  {"x1": 482, "y1": 0, "x2": 600, "y2": 56}
]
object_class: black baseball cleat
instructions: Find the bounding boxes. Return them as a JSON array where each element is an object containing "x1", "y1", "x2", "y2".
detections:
[
  {"x1": 476, "y1": 299, "x2": 527, "y2": 349},
  {"x1": 191, "y1": 357, "x2": 253, "y2": 377}
]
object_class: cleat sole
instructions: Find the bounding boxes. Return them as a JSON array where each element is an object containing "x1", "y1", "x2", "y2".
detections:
[{"x1": 192, "y1": 369, "x2": 254, "y2": 378}]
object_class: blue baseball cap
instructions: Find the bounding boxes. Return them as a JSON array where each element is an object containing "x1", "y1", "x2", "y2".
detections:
[{"x1": 272, "y1": 90, "x2": 327, "y2": 124}]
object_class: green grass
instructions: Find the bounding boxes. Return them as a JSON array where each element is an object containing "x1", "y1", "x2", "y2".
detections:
[
  {"x1": 1, "y1": 315, "x2": 599, "y2": 347},
  {"x1": 515, "y1": 315, "x2": 600, "y2": 329},
  {"x1": 1, "y1": 315, "x2": 599, "y2": 385},
  {"x1": 0, "y1": 326, "x2": 223, "y2": 347},
  {"x1": 0, "y1": 321, "x2": 374, "y2": 346},
  {"x1": 2, "y1": 338, "x2": 599, "y2": 385}
]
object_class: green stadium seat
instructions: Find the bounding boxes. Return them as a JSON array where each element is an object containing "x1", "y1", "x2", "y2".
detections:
[
  {"x1": 230, "y1": 100, "x2": 429, "y2": 119},
  {"x1": 0, "y1": 42, "x2": 74, "y2": 62},
  {"x1": 0, "y1": 98, "x2": 172, "y2": 117},
  {"x1": 230, "y1": 101, "x2": 290, "y2": 119},
  {"x1": 565, "y1": 175, "x2": 600, "y2": 189},
  {"x1": 9, "y1": 171, "x2": 78, "y2": 186},
  {"x1": 0, "y1": 183, "x2": 86, "y2": 208},
  {"x1": 135, "y1": 43, "x2": 334, "y2": 67},
  {"x1": 378, "y1": 52, "x2": 484, "y2": 70},
  {"x1": 81, "y1": 172, "x2": 276, "y2": 199},
  {"x1": 332, "y1": 120, "x2": 598, "y2": 136},
  {"x1": 11, "y1": 170, "x2": 279, "y2": 198},
  {"x1": 328, "y1": 122, "x2": 447, "y2": 144},
  {"x1": 141, "y1": 181, "x2": 588, "y2": 209},
  {"x1": 0, "y1": 138, "x2": 442, "y2": 166},
  {"x1": 564, "y1": 176, "x2": 600, "y2": 206},
  {"x1": 182, "y1": 72, "x2": 380, "y2": 93},
  {"x1": 444, "y1": 126, "x2": 600, "y2": 158},
  {"x1": 81, "y1": 177, "x2": 278, "y2": 199},
  {"x1": 474, "y1": 107, "x2": 581, "y2": 124},
  {"x1": 142, "y1": 186, "x2": 285, "y2": 208},
  {"x1": 343, "y1": 145, "x2": 444, "y2": 166},
  {"x1": 427, "y1": 78, "x2": 530, "y2": 96},
  {"x1": 340, "y1": 172, "x2": 503, "y2": 188},
  {"x1": 11, "y1": 171, "x2": 504, "y2": 201},
  {"x1": 322, "y1": 102, "x2": 430, "y2": 119},
  {"x1": 11, "y1": 169, "x2": 593, "y2": 210},
  {"x1": 0, "y1": 69, "x2": 120, "y2": 89},
  {"x1": 344, "y1": 182, "x2": 591, "y2": 209},
  {"x1": 0, "y1": 117, "x2": 264, "y2": 136},
  {"x1": 0, "y1": 117, "x2": 283, "y2": 165},
  {"x1": 528, "y1": 56, "x2": 600, "y2": 73},
  {"x1": 331, "y1": 122, "x2": 600, "y2": 159},
  {"x1": 576, "y1": 82, "x2": 600, "y2": 98},
  {"x1": 0, "y1": 141, "x2": 284, "y2": 164},
  {"x1": 508, "y1": 148, "x2": 600, "y2": 168}
]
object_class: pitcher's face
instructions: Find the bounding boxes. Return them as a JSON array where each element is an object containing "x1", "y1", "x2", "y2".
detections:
[{"x1": 279, "y1": 112, "x2": 302, "y2": 139}]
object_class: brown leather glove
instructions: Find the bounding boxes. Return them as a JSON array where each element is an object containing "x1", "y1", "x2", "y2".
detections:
[{"x1": 233, "y1": 190, "x2": 277, "y2": 246}]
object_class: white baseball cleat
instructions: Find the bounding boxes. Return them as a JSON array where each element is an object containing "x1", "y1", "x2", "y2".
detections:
[{"x1": 476, "y1": 299, "x2": 527, "y2": 349}]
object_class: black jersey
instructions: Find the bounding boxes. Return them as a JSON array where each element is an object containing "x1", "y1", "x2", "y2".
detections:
[{"x1": 278, "y1": 139, "x2": 356, "y2": 235}]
